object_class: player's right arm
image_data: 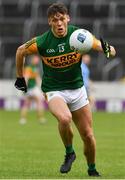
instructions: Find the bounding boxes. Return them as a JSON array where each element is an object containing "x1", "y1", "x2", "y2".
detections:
[
  {"x1": 15, "y1": 38, "x2": 38, "y2": 92},
  {"x1": 16, "y1": 38, "x2": 38, "y2": 77}
]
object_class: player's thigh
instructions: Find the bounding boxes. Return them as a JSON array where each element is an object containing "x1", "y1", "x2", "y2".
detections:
[
  {"x1": 48, "y1": 97, "x2": 72, "y2": 123},
  {"x1": 32, "y1": 96, "x2": 41, "y2": 110},
  {"x1": 72, "y1": 104, "x2": 93, "y2": 135},
  {"x1": 33, "y1": 95, "x2": 41, "y2": 104},
  {"x1": 23, "y1": 96, "x2": 31, "y2": 107}
]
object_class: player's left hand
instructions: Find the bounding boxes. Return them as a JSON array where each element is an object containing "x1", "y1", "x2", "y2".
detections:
[
  {"x1": 100, "y1": 38, "x2": 111, "y2": 58},
  {"x1": 15, "y1": 77, "x2": 27, "y2": 93}
]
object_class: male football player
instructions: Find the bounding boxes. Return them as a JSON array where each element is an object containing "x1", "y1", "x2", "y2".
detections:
[
  {"x1": 15, "y1": 3, "x2": 116, "y2": 177},
  {"x1": 19, "y1": 55, "x2": 46, "y2": 124}
]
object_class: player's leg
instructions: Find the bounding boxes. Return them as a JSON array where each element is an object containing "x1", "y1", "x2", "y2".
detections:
[
  {"x1": 86, "y1": 87, "x2": 96, "y2": 111},
  {"x1": 48, "y1": 96, "x2": 76, "y2": 173},
  {"x1": 48, "y1": 96, "x2": 73, "y2": 146},
  {"x1": 20, "y1": 96, "x2": 30, "y2": 124},
  {"x1": 33, "y1": 95, "x2": 46, "y2": 123},
  {"x1": 31, "y1": 87, "x2": 47, "y2": 123},
  {"x1": 89, "y1": 95, "x2": 96, "y2": 111},
  {"x1": 72, "y1": 104, "x2": 100, "y2": 176},
  {"x1": 72, "y1": 104, "x2": 95, "y2": 163}
]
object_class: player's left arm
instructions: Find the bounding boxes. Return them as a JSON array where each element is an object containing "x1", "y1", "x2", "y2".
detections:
[{"x1": 92, "y1": 36, "x2": 116, "y2": 58}]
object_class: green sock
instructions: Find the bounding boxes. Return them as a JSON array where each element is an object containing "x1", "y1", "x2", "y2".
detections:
[
  {"x1": 88, "y1": 163, "x2": 96, "y2": 171},
  {"x1": 65, "y1": 145, "x2": 74, "y2": 154}
]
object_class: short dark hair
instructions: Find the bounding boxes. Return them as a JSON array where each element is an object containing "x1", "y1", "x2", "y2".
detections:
[{"x1": 47, "y1": 3, "x2": 68, "y2": 18}]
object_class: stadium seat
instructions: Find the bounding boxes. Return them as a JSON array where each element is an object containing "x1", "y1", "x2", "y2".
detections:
[
  {"x1": 37, "y1": 3, "x2": 51, "y2": 20},
  {"x1": 100, "y1": 21, "x2": 125, "y2": 40},
  {"x1": 0, "y1": 20, "x2": 24, "y2": 39},
  {"x1": 2, "y1": 2, "x2": 31, "y2": 19},
  {"x1": 70, "y1": 2, "x2": 110, "y2": 20},
  {"x1": 2, "y1": 41, "x2": 21, "y2": 58},
  {"x1": 0, "y1": 4, "x2": 3, "y2": 17},
  {"x1": 113, "y1": 42, "x2": 125, "y2": 61},
  {"x1": 31, "y1": 21, "x2": 49, "y2": 36},
  {"x1": 116, "y1": 3, "x2": 125, "y2": 18}
]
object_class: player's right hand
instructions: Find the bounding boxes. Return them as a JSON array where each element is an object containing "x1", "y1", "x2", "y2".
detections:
[{"x1": 15, "y1": 77, "x2": 27, "y2": 93}]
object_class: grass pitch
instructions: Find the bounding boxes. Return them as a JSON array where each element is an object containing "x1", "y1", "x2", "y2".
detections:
[{"x1": 0, "y1": 110, "x2": 125, "y2": 179}]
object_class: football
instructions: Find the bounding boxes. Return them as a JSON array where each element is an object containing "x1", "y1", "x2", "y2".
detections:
[{"x1": 69, "y1": 29, "x2": 94, "y2": 54}]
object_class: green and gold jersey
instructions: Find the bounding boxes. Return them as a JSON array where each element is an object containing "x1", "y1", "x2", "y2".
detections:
[
  {"x1": 36, "y1": 25, "x2": 83, "y2": 92},
  {"x1": 24, "y1": 65, "x2": 39, "y2": 89}
]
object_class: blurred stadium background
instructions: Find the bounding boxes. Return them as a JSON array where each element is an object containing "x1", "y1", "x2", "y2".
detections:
[
  {"x1": 0, "y1": 0, "x2": 125, "y2": 112},
  {"x1": 0, "y1": 0, "x2": 125, "y2": 179}
]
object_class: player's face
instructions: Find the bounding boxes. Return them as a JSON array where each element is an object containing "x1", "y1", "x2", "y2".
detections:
[{"x1": 48, "y1": 12, "x2": 70, "y2": 38}]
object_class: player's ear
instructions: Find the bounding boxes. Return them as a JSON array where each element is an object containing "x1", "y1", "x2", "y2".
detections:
[
  {"x1": 67, "y1": 15, "x2": 70, "y2": 22},
  {"x1": 48, "y1": 18, "x2": 51, "y2": 26}
]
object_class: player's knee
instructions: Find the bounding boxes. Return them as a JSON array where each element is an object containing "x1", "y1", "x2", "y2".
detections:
[
  {"x1": 83, "y1": 132, "x2": 95, "y2": 143},
  {"x1": 59, "y1": 113, "x2": 72, "y2": 126}
]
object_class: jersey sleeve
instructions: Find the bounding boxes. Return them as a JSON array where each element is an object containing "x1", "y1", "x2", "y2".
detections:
[{"x1": 25, "y1": 38, "x2": 38, "y2": 54}]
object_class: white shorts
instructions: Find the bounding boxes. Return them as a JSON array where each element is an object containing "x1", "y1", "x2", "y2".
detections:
[
  {"x1": 46, "y1": 86, "x2": 89, "y2": 112},
  {"x1": 26, "y1": 86, "x2": 43, "y2": 98}
]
